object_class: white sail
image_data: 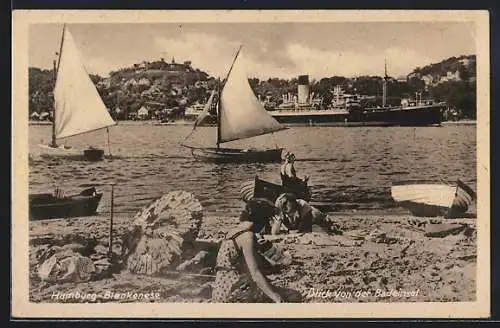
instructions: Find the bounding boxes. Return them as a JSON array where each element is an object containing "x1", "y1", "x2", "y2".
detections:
[
  {"x1": 193, "y1": 89, "x2": 216, "y2": 129},
  {"x1": 54, "y1": 27, "x2": 116, "y2": 139},
  {"x1": 218, "y1": 52, "x2": 286, "y2": 144}
]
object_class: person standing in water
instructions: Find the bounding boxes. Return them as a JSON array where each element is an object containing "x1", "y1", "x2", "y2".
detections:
[
  {"x1": 280, "y1": 152, "x2": 303, "y2": 185},
  {"x1": 280, "y1": 152, "x2": 310, "y2": 199}
]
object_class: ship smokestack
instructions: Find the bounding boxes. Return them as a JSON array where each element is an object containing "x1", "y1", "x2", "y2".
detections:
[{"x1": 297, "y1": 75, "x2": 309, "y2": 107}]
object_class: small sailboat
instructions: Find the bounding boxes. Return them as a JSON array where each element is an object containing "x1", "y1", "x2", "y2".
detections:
[
  {"x1": 391, "y1": 179, "x2": 476, "y2": 218},
  {"x1": 181, "y1": 46, "x2": 287, "y2": 163},
  {"x1": 38, "y1": 25, "x2": 116, "y2": 161}
]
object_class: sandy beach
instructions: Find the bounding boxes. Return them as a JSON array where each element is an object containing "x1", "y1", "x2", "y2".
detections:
[{"x1": 29, "y1": 212, "x2": 476, "y2": 303}]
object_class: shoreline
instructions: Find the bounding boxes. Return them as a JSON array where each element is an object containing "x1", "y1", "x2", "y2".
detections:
[
  {"x1": 29, "y1": 119, "x2": 477, "y2": 127},
  {"x1": 441, "y1": 120, "x2": 477, "y2": 125},
  {"x1": 29, "y1": 213, "x2": 476, "y2": 303}
]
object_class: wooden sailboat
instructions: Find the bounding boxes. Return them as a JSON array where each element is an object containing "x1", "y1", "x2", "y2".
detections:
[
  {"x1": 391, "y1": 179, "x2": 476, "y2": 218},
  {"x1": 181, "y1": 46, "x2": 287, "y2": 163},
  {"x1": 38, "y1": 25, "x2": 116, "y2": 161}
]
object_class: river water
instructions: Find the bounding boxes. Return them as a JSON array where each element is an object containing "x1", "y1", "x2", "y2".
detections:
[{"x1": 28, "y1": 123, "x2": 476, "y2": 217}]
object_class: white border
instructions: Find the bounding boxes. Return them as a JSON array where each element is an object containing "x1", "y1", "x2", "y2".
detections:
[{"x1": 12, "y1": 10, "x2": 490, "y2": 318}]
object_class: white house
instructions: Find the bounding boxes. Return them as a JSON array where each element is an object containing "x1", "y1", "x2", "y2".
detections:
[
  {"x1": 30, "y1": 112, "x2": 40, "y2": 120},
  {"x1": 137, "y1": 106, "x2": 149, "y2": 119},
  {"x1": 138, "y1": 77, "x2": 151, "y2": 87}
]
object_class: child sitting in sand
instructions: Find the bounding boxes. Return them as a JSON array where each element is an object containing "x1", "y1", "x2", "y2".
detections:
[
  {"x1": 211, "y1": 197, "x2": 301, "y2": 303},
  {"x1": 272, "y1": 193, "x2": 337, "y2": 235}
]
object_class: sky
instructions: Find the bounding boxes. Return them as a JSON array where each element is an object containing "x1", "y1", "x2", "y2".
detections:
[{"x1": 29, "y1": 22, "x2": 476, "y2": 80}]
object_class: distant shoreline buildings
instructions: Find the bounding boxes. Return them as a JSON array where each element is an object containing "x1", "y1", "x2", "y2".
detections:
[{"x1": 28, "y1": 54, "x2": 477, "y2": 121}]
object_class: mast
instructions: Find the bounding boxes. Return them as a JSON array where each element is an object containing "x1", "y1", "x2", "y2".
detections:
[
  {"x1": 51, "y1": 25, "x2": 66, "y2": 148},
  {"x1": 216, "y1": 45, "x2": 243, "y2": 147},
  {"x1": 216, "y1": 78, "x2": 221, "y2": 148},
  {"x1": 382, "y1": 58, "x2": 388, "y2": 108},
  {"x1": 51, "y1": 59, "x2": 57, "y2": 147}
]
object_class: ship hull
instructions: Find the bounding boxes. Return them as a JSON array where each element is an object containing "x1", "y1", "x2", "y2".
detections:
[{"x1": 270, "y1": 103, "x2": 445, "y2": 126}]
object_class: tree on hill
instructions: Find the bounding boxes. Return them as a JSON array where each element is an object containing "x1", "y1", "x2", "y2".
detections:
[{"x1": 29, "y1": 67, "x2": 55, "y2": 114}]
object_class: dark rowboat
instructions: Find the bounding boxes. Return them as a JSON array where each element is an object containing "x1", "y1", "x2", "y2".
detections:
[
  {"x1": 241, "y1": 176, "x2": 312, "y2": 203},
  {"x1": 29, "y1": 187, "x2": 103, "y2": 220},
  {"x1": 391, "y1": 179, "x2": 476, "y2": 218},
  {"x1": 190, "y1": 147, "x2": 283, "y2": 164}
]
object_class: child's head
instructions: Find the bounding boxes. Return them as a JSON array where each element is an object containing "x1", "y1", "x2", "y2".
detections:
[
  {"x1": 240, "y1": 198, "x2": 278, "y2": 232},
  {"x1": 276, "y1": 193, "x2": 298, "y2": 215}
]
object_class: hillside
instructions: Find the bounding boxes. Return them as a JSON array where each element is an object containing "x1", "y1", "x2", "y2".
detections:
[
  {"x1": 407, "y1": 55, "x2": 476, "y2": 119},
  {"x1": 28, "y1": 58, "x2": 217, "y2": 120},
  {"x1": 408, "y1": 55, "x2": 476, "y2": 86},
  {"x1": 28, "y1": 54, "x2": 477, "y2": 120}
]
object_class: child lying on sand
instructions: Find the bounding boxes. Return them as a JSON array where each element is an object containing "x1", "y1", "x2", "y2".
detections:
[{"x1": 272, "y1": 193, "x2": 337, "y2": 235}]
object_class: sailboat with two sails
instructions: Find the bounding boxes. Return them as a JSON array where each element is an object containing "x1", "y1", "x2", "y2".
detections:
[
  {"x1": 37, "y1": 25, "x2": 116, "y2": 162},
  {"x1": 181, "y1": 46, "x2": 288, "y2": 163}
]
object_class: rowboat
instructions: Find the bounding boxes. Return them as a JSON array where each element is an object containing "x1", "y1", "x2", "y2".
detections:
[
  {"x1": 240, "y1": 176, "x2": 312, "y2": 203},
  {"x1": 37, "y1": 25, "x2": 116, "y2": 161},
  {"x1": 29, "y1": 187, "x2": 102, "y2": 220},
  {"x1": 181, "y1": 46, "x2": 287, "y2": 163},
  {"x1": 391, "y1": 179, "x2": 476, "y2": 218}
]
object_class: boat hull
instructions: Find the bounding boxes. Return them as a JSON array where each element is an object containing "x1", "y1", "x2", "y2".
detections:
[
  {"x1": 29, "y1": 187, "x2": 103, "y2": 220},
  {"x1": 271, "y1": 103, "x2": 445, "y2": 126},
  {"x1": 38, "y1": 144, "x2": 105, "y2": 161},
  {"x1": 190, "y1": 147, "x2": 283, "y2": 163},
  {"x1": 83, "y1": 148, "x2": 105, "y2": 161},
  {"x1": 241, "y1": 176, "x2": 312, "y2": 203},
  {"x1": 391, "y1": 179, "x2": 475, "y2": 218}
]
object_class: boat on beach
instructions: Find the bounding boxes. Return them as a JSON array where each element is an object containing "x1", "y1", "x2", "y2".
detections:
[
  {"x1": 29, "y1": 187, "x2": 103, "y2": 220},
  {"x1": 391, "y1": 179, "x2": 476, "y2": 218},
  {"x1": 241, "y1": 176, "x2": 312, "y2": 203},
  {"x1": 181, "y1": 46, "x2": 287, "y2": 163},
  {"x1": 37, "y1": 25, "x2": 116, "y2": 162}
]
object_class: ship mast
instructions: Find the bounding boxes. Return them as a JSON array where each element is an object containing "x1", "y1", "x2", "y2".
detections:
[
  {"x1": 382, "y1": 58, "x2": 388, "y2": 108},
  {"x1": 51, "y1": 25, "x2": 66, "y2": 148},
  {"x1": 216, "y1": 78, "x2": 221, "y2": 148}
]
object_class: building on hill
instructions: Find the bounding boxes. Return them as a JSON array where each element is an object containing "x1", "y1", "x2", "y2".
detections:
[
  {"x1": 439, "y1": 70, "x2": 461, "y2": 84},
  {"x1": 459, "y1": 57, "x2": 473, "y2": 67},
  {"x1": 137, "y1": 106, "x2": 149, "y2": 120},
  {"x1": 421, "y1": 75, "x2": 434, "y2": 86},
  {"x1": 39, "y1": 111, "x2": 51, "y2": 121},
  {"x1": 30, "y1": 111, "x2": 40, "y2": 120},
  {"x1": 138, "y1": 77, "x2": 151, "y2": 87},
  {"x1": 124, "y1": 78, "x2": 138, "y2": 89}
]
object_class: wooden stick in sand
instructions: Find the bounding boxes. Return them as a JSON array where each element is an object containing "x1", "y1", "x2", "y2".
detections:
[
  {"x1": 163, "y1": 270, "x2": 216, "y2": 279},
  {"x1": 108, "y1": 184, "x2": 115, "y2": 258}
]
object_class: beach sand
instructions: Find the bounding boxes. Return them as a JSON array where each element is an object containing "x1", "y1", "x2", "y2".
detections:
[{"x1": 29, "y1": 213, "x2": 476, "y2": 303}]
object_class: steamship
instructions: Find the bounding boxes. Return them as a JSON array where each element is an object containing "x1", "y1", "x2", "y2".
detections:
[{"x1": 270, "y1": 75, "x2": 445, "y2": 127}]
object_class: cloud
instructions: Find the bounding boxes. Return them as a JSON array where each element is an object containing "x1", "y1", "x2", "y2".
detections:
[
  {"x1": 78, "y1": 31, "x2": 456, "y2": 80},
  {"x1": 285, "y1": 43, "x2": 435, "y2": 79},
  {"x1": 153, "y1": 33, "x2": 437, "y2": 80},
  {"x1": 154, "y1": 32, "x2": 240, "y2": 78}
]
